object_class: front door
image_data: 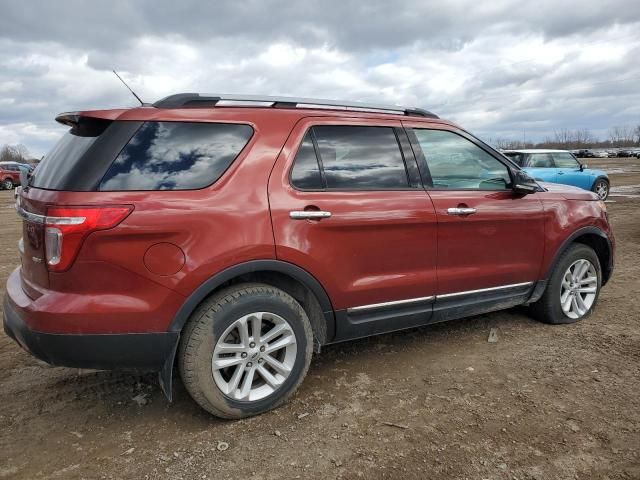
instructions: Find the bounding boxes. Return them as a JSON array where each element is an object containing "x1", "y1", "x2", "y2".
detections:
[
  {"x1": 522, "y1": 152, "x2": 558, "y2": 183},
  {"x1": 552, "y1": 151, "x2": 592, "y2": 190},
  {"x1": 268, "y1": 118, "x2": 438, "y2": 340},
  {"x1": 403, "y1": 124, "x2": 546, "y2": 299}
]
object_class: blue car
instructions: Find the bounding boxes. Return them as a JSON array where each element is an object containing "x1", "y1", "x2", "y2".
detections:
[{"x1": 503, "y1": 149, "x2": 610, "y2": 200}]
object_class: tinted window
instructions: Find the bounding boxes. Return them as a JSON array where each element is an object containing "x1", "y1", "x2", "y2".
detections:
[
  {"x1": 526, "y1": 153, "x2": 554, "y2": 168},
  {"x1": 312, "y1": 126, "x2": 408, "y2": 189},
  {"x1": 99, "y1": 122, "x2": 253, "y2": 191},
  {"x1": 552, "y1": 152, "x2": 580, "y2": 168},
  {"x1": 413, "y1": 129, "x2": 511, "y2": 190},
  {"x1": 31, "y1": 117, "x2": 113, "y2": 190},
  {"x1": 291, "y1": 132, "x2": 323, "y2": 189}
]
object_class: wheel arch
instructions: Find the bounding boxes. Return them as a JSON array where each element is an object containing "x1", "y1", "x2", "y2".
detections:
[
  {"x1": 591, "y1": 175, "x2": 609, "y2": 190},
  {"x1": 169, "y1": 260, "x2": 336, "y2": 347},
  {"x1": 545, "y1": 227, "x2": 613, "y2": 286}
]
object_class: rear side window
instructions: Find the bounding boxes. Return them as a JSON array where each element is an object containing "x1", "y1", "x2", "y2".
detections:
[
  {"x1": 99, "y1": 122, "x2": 253, "y2": 191},
  {"x1": 290, "y1": 132, "x2": 324, "y2": 189},
  {"x1": 290, "y1": 125, "x2": 409, "y2": 190}
]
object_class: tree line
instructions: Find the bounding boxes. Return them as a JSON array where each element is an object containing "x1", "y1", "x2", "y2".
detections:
[
  {"x1": 490, "y1": 124, "x2": 640, "y2": 150},
  {"x1": 0, "y1": 144, "x2": 38, "y2": 164}
]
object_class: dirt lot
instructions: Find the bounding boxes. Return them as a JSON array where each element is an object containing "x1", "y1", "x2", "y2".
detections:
[{"x1": 1, "y1": 158, "x2": 639, "y2": 480}]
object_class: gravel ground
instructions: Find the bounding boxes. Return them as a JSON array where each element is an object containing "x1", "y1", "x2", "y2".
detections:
[{"x1": 1, "y1": 157, "x2": 638, "y2": 479}]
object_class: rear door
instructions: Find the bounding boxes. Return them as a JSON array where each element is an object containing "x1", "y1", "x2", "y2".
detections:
[
  {"x1": 268, "y1": 117, "x2": 438, "y2": 339},
  {"x1": 403, "y1": 124, "x2": 545, "y2": 298}
]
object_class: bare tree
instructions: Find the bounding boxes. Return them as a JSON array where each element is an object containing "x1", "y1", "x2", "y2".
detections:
[
  {"x1": 608, "y1": 126, "x2": 636, "y2": 147},
  {"x1": 0, "y1": 144, "x2": 32, "y2": 163}
]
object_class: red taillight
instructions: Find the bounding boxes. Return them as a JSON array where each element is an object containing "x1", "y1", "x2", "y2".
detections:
[{"x1": 44, "y1": 206, "x2": 132, "y2": 272}]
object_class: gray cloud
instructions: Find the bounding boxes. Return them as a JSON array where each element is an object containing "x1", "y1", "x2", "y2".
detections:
[{"x1": 0, "y1": 0, "x2": 639, "y2": 156}]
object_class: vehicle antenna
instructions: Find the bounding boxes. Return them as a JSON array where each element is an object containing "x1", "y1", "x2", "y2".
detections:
[{"x1": 112, "y1": 70, "x2": 144, "y2": 106}]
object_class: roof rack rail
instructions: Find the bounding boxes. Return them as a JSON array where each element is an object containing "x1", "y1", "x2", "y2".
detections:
[{"x1": 152, "y1": 93, "x2": 439, "y2": 119}]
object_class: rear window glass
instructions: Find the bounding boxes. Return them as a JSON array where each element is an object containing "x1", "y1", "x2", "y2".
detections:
[
  {"x1": 99, "y1": 122, "x2": 253, "y2": 191},
  {"x1": 31, "y1": 118, "x2": 112, "y2": 190}
]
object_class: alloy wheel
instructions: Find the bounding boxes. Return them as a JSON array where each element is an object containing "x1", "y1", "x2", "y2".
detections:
[
  {"x1": 595, "y1": 181, "x2": 608, "y2": 200},
  {"x1": 560, "y1": 259, "x2": 598, "y2": 319},
  {"x1": 211, "y1": 311, "x2": 297, "y2": 402}
]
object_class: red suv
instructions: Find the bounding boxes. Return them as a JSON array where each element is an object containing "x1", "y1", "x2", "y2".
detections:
[
  {"x1": 0, "y1": 163, "x2": 23, "y2": 190},
  {"x1": 4, "y1": 94, "x2": 614, "y2": 418}
]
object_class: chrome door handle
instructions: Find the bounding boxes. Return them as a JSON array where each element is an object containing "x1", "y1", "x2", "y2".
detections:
[
  {"x1": 447, "y1": 207, "x2": 477, "y2": 216},
  {"x1": 289, "y1": 210, "x2": 332, "y2": 220}
]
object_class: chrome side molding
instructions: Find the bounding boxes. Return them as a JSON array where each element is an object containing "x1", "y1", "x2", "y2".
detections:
[
  {"x1": 347, "y1": 281, "x2": 534, "y2": 313},
  {"x1": 347, "y1": 295, "x2": 435, "y2": 313},
  {"x1": 437, "y1": 281, "x2": 533, "y2": 298}
]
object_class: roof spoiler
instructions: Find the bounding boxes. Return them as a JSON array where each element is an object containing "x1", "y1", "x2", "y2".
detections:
[{"x1": 55, "y1": 112, "x2": 81, "y2": 127}]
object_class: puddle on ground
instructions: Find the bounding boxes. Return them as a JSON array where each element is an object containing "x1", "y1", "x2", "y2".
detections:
[
  {"x1": 609, "y1": 184, "x2": 640, "y2": 198},
  {"x1": 603, "y1": 167, "x2": 640, "y2": 175}
]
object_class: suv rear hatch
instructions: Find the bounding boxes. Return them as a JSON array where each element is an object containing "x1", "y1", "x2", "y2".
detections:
[{"x1": 17, "y1": 112, "x2": 139, "y2": 291}]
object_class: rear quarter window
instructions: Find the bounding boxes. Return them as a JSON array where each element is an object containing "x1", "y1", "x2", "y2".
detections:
[{"x1": 99, "y1": 122, "x2": 253, "y2": 191}]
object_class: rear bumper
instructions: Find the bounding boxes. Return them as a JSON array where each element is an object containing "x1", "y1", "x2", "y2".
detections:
[{"x1": 3, "y1": 292, "x2": 178, "y2": 371}]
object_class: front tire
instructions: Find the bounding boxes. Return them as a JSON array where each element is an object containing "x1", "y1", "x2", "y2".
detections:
[
  {"x1": 592, "y1": 178, "x2": 609, "y2": 200},
  {"x1": 530, "y1": 244, "x2": 602, "y2": 324},
  {"x1": 2, "y1": 178, "x2": 13, "y2": 190},
  {"x1": 178, "y1": 283, "x2": 313, "y2": 419}
]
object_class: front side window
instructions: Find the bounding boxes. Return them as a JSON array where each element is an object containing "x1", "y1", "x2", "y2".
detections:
[
  {"x1": 99, "y1": 122, "x2": 253, "y2": 191},
  {"x1": 552, "y1": 152, "x2": 580, "y2": 168},
  {"x1": 412, "y1": 129, "x2": 511, "y2": 190},
  {"x1": 312, "y1": 126, "x2": 409, "y2": 189},
  {"x1": 526, "y1": 153, "x2": 554, "y2": 168}
]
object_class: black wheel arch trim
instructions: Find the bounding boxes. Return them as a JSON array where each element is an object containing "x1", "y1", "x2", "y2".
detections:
[
  {"x1": 544, "y1": 226, "x2": 613, "y2": 285},
  {"x1": 168, "y1": 259, "x2": 336, "y2": 336}
]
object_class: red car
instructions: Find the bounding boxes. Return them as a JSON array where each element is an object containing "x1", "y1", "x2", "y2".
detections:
[
  {"x1": 0, "y1": 164, "x2": 23, "y2": 189},
  {"x1": 4, "y1": 94, "x2": 614, "y2": 418}
]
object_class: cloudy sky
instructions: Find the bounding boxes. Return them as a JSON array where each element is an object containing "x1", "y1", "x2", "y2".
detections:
[{"x1": 1, "y1": 0, "x2": 639, "y2": 157}]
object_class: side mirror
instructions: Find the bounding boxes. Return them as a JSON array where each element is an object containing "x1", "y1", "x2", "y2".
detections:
[
  {"x1": 512, "y1": 170, "x2": 539, "y2": 195},
  {"x1": 580, "y1": 163, "x2": 587, "y2": 171}
]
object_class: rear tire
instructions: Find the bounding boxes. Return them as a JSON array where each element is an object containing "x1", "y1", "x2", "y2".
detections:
[
  {"x1": 178, "y1": 283, "x2": 313, "y2": 419},
  {"x1": 530, "y1": 244, "x2": 602, "y2": 324},
  {"x1": 2, "y1": 179, "x2": 13, "y2": 190},
  {"x1": 592, "y1": 178, "x2": 609, "y2": 200}
]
